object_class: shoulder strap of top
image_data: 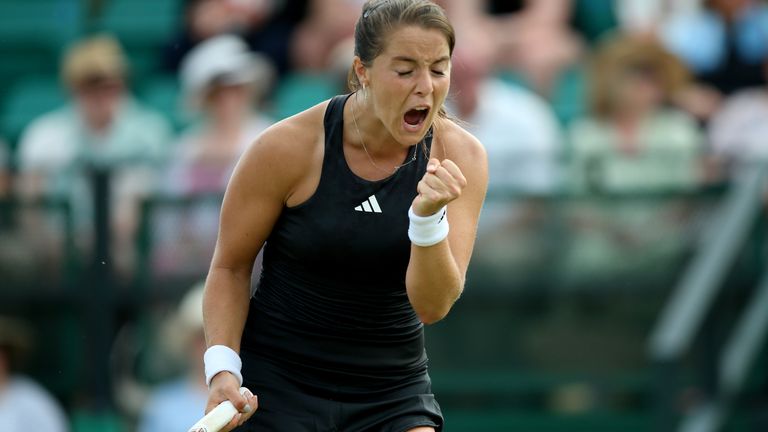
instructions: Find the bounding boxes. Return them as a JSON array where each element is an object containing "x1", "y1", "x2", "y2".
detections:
[{"x1": 323, "y1": 94, "x2": 351, "y2": 155}]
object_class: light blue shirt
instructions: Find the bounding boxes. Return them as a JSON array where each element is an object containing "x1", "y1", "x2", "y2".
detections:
[
  {"x1": 661, "y1": 5, "x2": 768, "y2": 73},
  {"x1": 138, "y1": 379, "x2": 208, "y2": 432}
]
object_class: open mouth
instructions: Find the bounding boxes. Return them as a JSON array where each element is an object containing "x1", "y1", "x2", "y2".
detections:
[{"x1": 403, "y1": 107, "x2": 429, "y2": 131}]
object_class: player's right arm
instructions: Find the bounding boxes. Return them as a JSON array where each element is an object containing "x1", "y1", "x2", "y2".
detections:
[{"x1": 202, "y1": 108, "x2": 322, "y2": 430}]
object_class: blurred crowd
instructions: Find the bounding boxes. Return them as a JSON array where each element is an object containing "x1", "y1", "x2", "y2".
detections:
[
  {"x1": 3, "y1": 0, "x2": 768, "y2": 271},
  {"x1": 1, "y1": 0, "x2": 766, "y2": 276},
  {"x1": 2, "y1": 0, "x2": 768, "y2": 430}
]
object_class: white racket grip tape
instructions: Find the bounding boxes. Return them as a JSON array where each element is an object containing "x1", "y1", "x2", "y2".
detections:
[{"x1": 188, "y1": 387, "x2": 250, "y2": 432}]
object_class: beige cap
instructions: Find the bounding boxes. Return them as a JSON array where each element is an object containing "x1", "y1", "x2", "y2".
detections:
[
  {"x1": 176, "y1": 281, "x2": 205, "y2": 333},
  {"x1": 161, "y1": 281, "x2": 206, "y2": 361},
  {"x1": 61, "y1": 34, "x2": 128, "y2": 88}
]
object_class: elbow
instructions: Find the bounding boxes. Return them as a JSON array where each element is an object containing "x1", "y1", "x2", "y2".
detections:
[
  {"x1": 417, "y1": 308, "x2": 449, "y2": 325},
  {"x1": 409, "y1": 277, "x2": 465, "y2": 325},
  {"x1": 415, "y1": 294, "x2": 460, "y2": 325}
]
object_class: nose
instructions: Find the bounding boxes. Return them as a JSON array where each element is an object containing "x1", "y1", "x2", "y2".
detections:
[{"x1": 413, "y1": 69, "x2": 433, "y2": 96}]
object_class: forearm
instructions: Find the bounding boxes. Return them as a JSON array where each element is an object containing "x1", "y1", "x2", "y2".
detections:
[
  {"x1": 203, "y1": 266, "x2": 252, "y2": 351},
  {"x1": 405, "y1": 240, "x2": 464, "y2": 324}
]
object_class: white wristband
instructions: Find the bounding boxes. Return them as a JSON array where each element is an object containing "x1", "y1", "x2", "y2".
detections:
[
  {"x1": 408, "y1": 205, "x2": 449, "y2": 247},
  {"x1": 204, "y1": 345, "x2": 243, "y2": 387}
]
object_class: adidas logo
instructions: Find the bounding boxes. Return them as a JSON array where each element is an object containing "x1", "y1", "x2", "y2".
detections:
[{"x1": 354, "y1": 195, "x2": 382, "y2": 213}]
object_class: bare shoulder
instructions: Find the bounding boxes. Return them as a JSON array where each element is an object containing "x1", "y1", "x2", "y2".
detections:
[
  {"x1": 233, "y1": 100, "x2": 329, "y2": 200},
  {"x1": 241, "y1": 100, "x2": 329, "y2": 165},
  {"x1": 434, "y1": 118, "x2": 487, "y2": 171}
]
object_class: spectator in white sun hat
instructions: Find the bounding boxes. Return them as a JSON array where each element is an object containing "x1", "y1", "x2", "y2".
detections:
[
  {"x1": 173, "y1": 34, "x2": 275, "y2": 193},
  {"x1": 153, "y1": 35, "x2": 274, "y2": 276}
]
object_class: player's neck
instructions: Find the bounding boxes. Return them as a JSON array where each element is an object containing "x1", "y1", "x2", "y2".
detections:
[{"x1": 347, "y1": 96, "x2": 399, "y2": 157}]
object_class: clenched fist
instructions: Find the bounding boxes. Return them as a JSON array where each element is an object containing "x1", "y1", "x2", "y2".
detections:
[{"x1": 412, "y1": 158, "x2": 467, "y2": 217}]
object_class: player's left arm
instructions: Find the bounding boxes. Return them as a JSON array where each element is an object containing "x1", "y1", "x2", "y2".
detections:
[{"x1": 405, "y1": 122, "x2": 488, "y2": 324}]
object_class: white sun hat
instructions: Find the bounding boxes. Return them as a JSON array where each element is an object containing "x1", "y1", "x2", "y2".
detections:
[{"x1": 180, "y1": 34, "x2": 274, "y2": 109}]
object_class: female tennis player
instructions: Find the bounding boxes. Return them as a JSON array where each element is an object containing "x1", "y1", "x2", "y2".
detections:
[{"x1": 202, "y1": 0, "x2": 487, "y2": 430}]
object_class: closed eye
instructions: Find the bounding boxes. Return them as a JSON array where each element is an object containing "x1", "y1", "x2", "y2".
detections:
[
  {"x1": 432, "y1": 70, "x2": 446, "y2": 76},
  {"x1": 397, "y1": 70, "x2": 413, "y2": 77}
]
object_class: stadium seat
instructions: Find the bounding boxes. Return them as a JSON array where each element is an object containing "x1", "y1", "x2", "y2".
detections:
[
  {"x1": 0, "y1": 0, "x2": 81, "y2": 48},
  {"x1": 572, "y1": 0, "x2": 618, "y2": 44},
  {"x1": 273, "y1": 72, "x2": 339, "y2": 120},
  {"x1": 137, "y1": 74, "x2": 188, "y2": 131},
  {"x1": 0, "y1": 76, "x2": 66, "y2": 146},
  {"x1": 0, "y1": 1, "x2": 82, "y2": 89},
  {"x1": 71, "y1": 410, "x2": 124, "y2": 432},
  {"x1": 91, "y1": 0, "x2": 183, "y2": 80},
  {"x1": 95, "y1": 0, "x2": 181, "y2": 50}
]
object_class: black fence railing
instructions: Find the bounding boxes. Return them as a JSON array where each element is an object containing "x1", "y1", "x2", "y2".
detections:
[
  {"x1": 0, "y1": 196, "x2": 77, "y2": 298},
  {"x1": 648, "y1": 165, "x2": 768, "y2": 432},
  {"x1": 4, "y1": 175, "x2": 765, "y2": 431}
]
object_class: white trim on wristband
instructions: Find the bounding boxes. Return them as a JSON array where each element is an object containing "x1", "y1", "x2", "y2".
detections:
[
  {"x1": 204, "y1": 345, "x2": 243, "y2": 387},
  {"x1": 408, "y1": 205, "x2": 449, "y2": 247}
]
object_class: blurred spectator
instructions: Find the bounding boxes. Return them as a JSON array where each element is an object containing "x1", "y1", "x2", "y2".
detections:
[
  {"x1": 154, "y1": 35, "x2": 273, "y2": 275},
  {"x1": 137, "y1": 283, "x2": 207, "y2": 432},
  {"x1": 241, "y1": 0, "x2": 308, "y2": 75},
  {"x1": 163, "y1": 0, "x2": 247, "y2": 71},
  {"x1": 560, "y1": 36, "x2": 706, "y2": 287},
  {"x1": 0, "y1": 316, "x2": 68, "y2": 431},
  {"x1": 708, "y1": 64, "x2": 768, "y2": 167},
  {"x1": 442, "y1": 0, "x2": 584, "y2": 98},
  {"x1": 174, "y1": 35, "x2": 273, "y2": 193},
  {"x1": 616, "y1": 0, "x2": 701, "y2": 35},
  {"x1": 449, "y1": 27, "x2": 563, "y2": 193},
  {"x1": 662, "y1": 0, "x2": 768, "y2": 93},
  {"x1": 568, "y1": 35, "x2": 703, "y2": 192},
  {"x1": 661, "y1": 0, "x2": 768, "y2": 118},
  {"x1": 438, "y1": 0, "x2": 588, "y2": 125},
  {"x1": 162, "y1": 0, "x2": 296, "y2": 75},
  {"x1": 497, "y1": 0, "x2": 584, "y2": 97},
  {"x1": 16, "y1": 34, "x2": 172, "y2": 273},
  {"x1": 290, "y1": 0, "x2": 363, "y2": 71}
]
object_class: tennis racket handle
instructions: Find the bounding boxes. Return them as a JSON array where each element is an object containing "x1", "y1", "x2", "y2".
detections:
[{"x1": 188, "y1": 387, "x2": 251, "y2": 432}]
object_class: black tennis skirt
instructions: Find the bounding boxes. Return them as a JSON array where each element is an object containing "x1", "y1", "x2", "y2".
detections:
[{"x1": 234, "y1": 349, "x2": 443, "y2": 432}]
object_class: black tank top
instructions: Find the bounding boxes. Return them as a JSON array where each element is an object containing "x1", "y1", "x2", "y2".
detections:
[{"x1": 241, "y1": 94, "x2": 433, "y2": 395}]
